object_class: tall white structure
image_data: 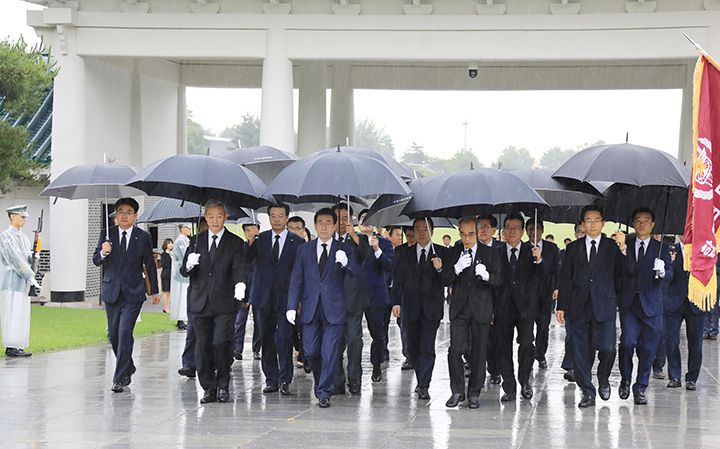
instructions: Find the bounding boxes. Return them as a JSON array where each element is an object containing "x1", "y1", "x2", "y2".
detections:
[{"x1": 26, "y1": 0, "x2": 720, "y2": 301}]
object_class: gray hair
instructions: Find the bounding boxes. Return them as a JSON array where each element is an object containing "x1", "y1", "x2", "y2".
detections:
[{"x1": 203, "y1": 200, "x2": 227, "y2": 215}]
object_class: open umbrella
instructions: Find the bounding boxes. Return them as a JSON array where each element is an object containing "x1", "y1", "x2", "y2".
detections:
[
  {"x1": 219, "y1": 145, "x2": 297, "y2": 185},
  {"x1": 40, "y1": 162, "x2": 144, "y2": 239},
  {"x1": 137, "y1": 198, "x2": 251, "y2": 224},
  {"x1": 313, "y1": 146, "x2": 413, "y2": 180}
]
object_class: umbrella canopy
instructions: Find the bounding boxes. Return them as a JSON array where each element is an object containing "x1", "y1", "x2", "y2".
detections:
[
  {"x1": 267, "y1": 147, "x2": 411, "y2": 205},
  {"x1": 313, "y1": 146, "x2": 413, "y2": 180},
  {"x1": 362, "y1": 179, "x2": 430, "y2": 226},
  {"x1": 137, "y1": 198, "x2": 251, "y2": 224},
  {"x1": 509, "y1": 168, "x2": 602, "y2": 207},
  {"x1": 40, "y1": 163, "x2": 143, "y2": 199},
  {"x1": 127, "y1": 154, "x2": 273, "y2": 209},
  {"x1": 219, "y1": 145, "x2": 297, "y2": 185},
  {"x1": 402, "y1": 169, "x2": 548, "y2": 219}
]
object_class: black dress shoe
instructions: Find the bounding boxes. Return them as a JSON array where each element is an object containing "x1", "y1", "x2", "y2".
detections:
[
  {"x1": 263, "y1": 385, "x2": 279, "y2": 394},
  {"x1": 578, "y1": 396, "x2": 596, "y2": 408},
  {"x1": 619, "y1": 381, "x2": 631, "y2": 400},
  {"x1": 304, "y1": 364, "x2": 312, "y2": 374},
  {"x1": 417, "y1": 388, "x2": 430, "y2": 400},
  {"x1": 333, "y1": 384, "x2": 346, "y2": 396},
  {"x1": 468, "y1": 395, "x2": 480, "y2": 409},
  {"x1": 563, "y1": 370, "x2": 575, "y2": 383},
  {"x1": 176, "y1": 321, "x2": 188, "y2": 330},
  {"x1": 178, "y1": 367, "x2": 196, "y2": 378},
  {"x1": 401, "y1": 358, "x2": 414, "y2": 370},
  {"x1": 200, "y1": 390, "x2": 217, "y2": 404},
  {"x1": 538, "y1": 359, "x2": 548, "y2": 369},
  {"x1": 318, "y1": 397, "x2": 331, "y2": 408},
  {"x1": 217, "y1": 388, "x2": 230, "y2": 403},
  {"x1": 500, "y1": 393, "x2": 515, "y2": 402},
  {"x1": 233, "y1": 350, "x2": 243, "y2": 361},
  {"x1": 667, "y1": 379, "x2": 681, "y2": 388},
  {"x1": 371, "y1": 365, "x2": 382, "y2": 383},
  {"x1": 253, "y1": 351, "x2": 261, "y2": 360},
  {"x1": 490, "y1": 375, "x2": 502, "y2": 385},
  {"x1": 445, "y1": 393, "x2": 465, "y2": 408},
  {"x1": 599, "y1": 385, "x2": 611, "y2": 401},
  {"x1": 5, "y1": 348, "x2": 32, "y2": 357},
  {"x1": 279, "y1": 383, "x2": 292, "y2": 395},
  {"x1": 653, "y1": 369, "x2": 665, "y2": 380},
  {"x1": 348, "y1": 383, "x2": 361, "y2": 395},
  {"x1": 633, "y1": 391, "x2": 647, "y2": 405},
  {"x1": 111, "y1": 383, "x2": 124, "y2": 393},
  {"x1": 121, "y1": 374, "x2": 132, "y2": 387},
  {"x1": 686, "y1": 381, "x2": 697, "y2": 391},
  {"x1": 521, "y1": 384, "x2": 533, "y2": 400}
]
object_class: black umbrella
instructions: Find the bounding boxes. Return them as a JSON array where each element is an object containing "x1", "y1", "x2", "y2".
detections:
[
  {"x1": 219, "y1": 145, "x2": 297, "y2": 185},
  {"x1": 137, "y1": 198, "x2": 251, "y2": 224},
  {"x1": 402, "y1": 169, "x2": 548, "y2": 219},
  {"x1": 313, "y1": 146, "x2": 414, "y2": 180},
  {"x1": 266, "y1": 147, "x2": 411, "y2": 206},
  {"x1": 362, "y1": 179, "x2": 430, "y2": 226}
]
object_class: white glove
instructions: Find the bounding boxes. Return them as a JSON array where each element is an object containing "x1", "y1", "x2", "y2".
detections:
[
  {"x1": 30, "y1": 278, "x2": 41, "y2": 289},
  {"x1": 653, "y1": 258, "x2": 666, "y2": 277},
  {"x1": 335, "y1": 250, "x2": 348, "y2": 267},
  {"x1": 475, "y1": 263, "x2": 490, "y2": 281},
  {"x1": 234, "y1": 282, "x2": 246, "y2": 301},
  {"x1": 185, "y1": 253, "x2": 200, "y2": 271},
  {"x1": 454, "y1": 253, "x2": 473, "y2": 274},
  {"x1": 286, "y1": 310, "x2": 296, "y2": 325}
]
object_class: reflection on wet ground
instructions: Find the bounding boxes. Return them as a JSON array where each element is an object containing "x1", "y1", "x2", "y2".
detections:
[{"x1": 1, "y1": 315, "x2": 718, "y2": 448}]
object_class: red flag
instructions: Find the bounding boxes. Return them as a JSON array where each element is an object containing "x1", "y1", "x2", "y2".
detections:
[{"x1": 684, "y1": 54, "x2": 720, "y2": 311}]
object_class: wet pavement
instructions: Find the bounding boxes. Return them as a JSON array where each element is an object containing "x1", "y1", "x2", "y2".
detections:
[{"x1": 0, "y1": 314, "x2": 718, "y2": 449}]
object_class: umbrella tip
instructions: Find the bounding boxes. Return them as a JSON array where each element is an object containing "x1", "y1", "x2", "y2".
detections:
[
  {"x1": 625, "y1": 132, "x2": 629, "y2": 143},
  {"x1": 336, "y1": 144, "x2": 341, "y2": 152},
  {"x1": 470, "y1": 161, "x2": 474, "y2": 170}
]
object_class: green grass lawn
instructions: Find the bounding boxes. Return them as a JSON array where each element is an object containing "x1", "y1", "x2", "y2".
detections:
[{"x1": 0, "y1": 305, "x2": 177, "y2": 358}]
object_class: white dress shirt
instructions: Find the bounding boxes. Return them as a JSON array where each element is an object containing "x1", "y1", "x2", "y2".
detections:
[
  {"x1": 208, "y1": 227, "x2": 225, "y2": 251},
  {"x1": 506, "y1": 242, "x2": 522, "y2": 263},
  {"x1": 271, "y1": 229, "x2": 288, "y2": 258},
  {"x1": 416, "y1": 242, "x2": 433, "y2": 263},
  {"x1": 118, "y1": 225, "x2": 133, "y2": 250},
  {"x1": 585, "y1": 235, "x2": 600, "y2": 262},
  {"x1": 317, "y1": 238, "x2": 333, "y2": 262},
  {"x1": 635, "y1": 236, "x2": 651, "y2": 260}
]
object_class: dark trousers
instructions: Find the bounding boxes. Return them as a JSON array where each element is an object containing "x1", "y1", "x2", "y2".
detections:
[
  {"x1": 496, "y1": 311, "x2": 534, "y2": 395},
  {"x1": 398, "y1": 314, "x2": 410, "y2": 359},
  {"x1": 561, "y1": 319, "x2": 574, "y2": 371},
  {"x1": 258, "y1": 305, "x2": 294, "y2": 387},
  {"x1": 653, "y1": 328, "x2": 666, "y2": 372},
  {"x1": 383, "y1": 304, "x2": 392, "y2": 360},
  {"x1": 534, "y1": 299, "x2": 553, "y2": 362},
  {"x1": 405, "y1": 318, "x2": 440, "y2": 389},
  {"x1": 305, "y1": 304, "x2": 344, "y2": 400},
  {"x1": 569, "y1": 316, "x2": 616, "y2": 399},
  {"x1": 233, "y1": 304, "x2": 261, "y2": 354},
  {"x1": 105, "y1": 293, "x2": 143, "y2": 385},
  {"x1": 335, "y1": 312, "x2": 364, "y2": 388},
  {"x1": 620, "y1": 307, "x2": 663, "y2": 394},
  {"x1": 486, "y1": 323, "x2": 500, "y2": 377},
  {"x1": 181, "y1": 311, "x2": 197, "y2": 370},
  {"x1": 448, "y1": 307, "x2": 489, "y2": 396},
  {"x1": 665, "y1": 302, "x2": 704, "y2": 383},
  {"x1": 365, "y1": 306, "x2": 388, "y2": 367},
  {"x1": 193, "y1": 312, "x2": 235, "y2": 391}
]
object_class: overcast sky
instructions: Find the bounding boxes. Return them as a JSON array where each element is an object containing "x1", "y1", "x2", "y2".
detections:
[{"x1": 4, "y1": 0, "x2": 683, "y2": 166}]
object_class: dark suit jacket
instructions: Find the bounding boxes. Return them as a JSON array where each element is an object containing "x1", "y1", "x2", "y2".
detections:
[
  {"x1": 339, "y1": 233, "x2": 369, "y2": 314},
  {"x1": 180, "y1": 229, "x2": 246, "y2": 316},
  {"x1": 531, "y1": 239, "x2": 561, "y2": 303},
  {"x1": 359, "y1": 234, "x2": 394, "y2": 308},
  {"x1": 443, "y1": 244, "x2": 503, "y2": 323},
  {"x1": 392, "y1": 243, "x2": 450, "y2": 322},
  {"x1": 494, "y1": 242, "x2": 546, "y2": 320},
  {"x1": 287, "y1": 238, "x2": 359, "y2": 325},
  {"x1": 664, "y1": 243, "x2": 702, "y2": 314},
  {"x1": 556, "y1": 236, "x2": 623, "y2": 322},
  {"x1": 619, "y1": 236, "x2": 673, "y2": 318},
  {"x1": 93, "y1": 225, "x2": 158, "y2": 304},
  {"x1": 246, "y1": 229, "x2": 303, "y2": 310}
]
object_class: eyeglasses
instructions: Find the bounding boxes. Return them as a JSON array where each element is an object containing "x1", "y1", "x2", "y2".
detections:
[
  {"x1": 504, "y1": 226, "x2": 523, "y2": 231},
  {"x1": 584, "y1": 219, "x2": 603, "y2": 225},
  {"x1": 116, "y1": 211, "x2": 136, "y2": 216},
  {"x1": 478, "y1": 225, "x2": 494, "y2": 230}
]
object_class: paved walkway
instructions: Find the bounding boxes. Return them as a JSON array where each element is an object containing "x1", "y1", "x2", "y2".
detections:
[{"x1": 0, "y1": 314, "x2": 718, "y2": 449}]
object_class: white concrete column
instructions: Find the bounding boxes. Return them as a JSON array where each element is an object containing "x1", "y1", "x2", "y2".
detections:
[
  {"x1": 329, "y1": 63, "x2": 354, "y2": 147},
  {"x1": 297, "y1": 62, "x2": 327, "y2": 156},
  {"x1": 259, "y1": 28, "x2": 295, "y2": 153},
  {"x1": 177, "y1": 85, "x2": 188, "y2": 155},
  {"x1": 678, "y1": 60, "x2": 694, "y2": 167},
  {"x1": 49, "y1": 51, "x2": 88, "y2": 302}
]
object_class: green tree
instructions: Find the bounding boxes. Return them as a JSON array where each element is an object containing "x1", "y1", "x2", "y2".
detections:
[
  {"x1": 496, "y1": 146, "x2": 534, "y2": 170},
  {"x1": 354, "y1": 119, "x2": 395, "y2": 158},
  {"x1": 221, "y1": 113, "x2": 260, "y2": 148},
  {"x1": 0, "y1": 38, "x2": 56, "y2": 192},
  {"x1": 186, "y1": 110, "x2": 209, "y2": 155},
  {"x1": 436, "y1": 148, "x2": 482, "y2": 174},
  {"x1": 401, "y1": 142, "x2": 429, "y2": 164},
  {"x1": 539, "y1": 146, "x2": 577, "y2": 170}
]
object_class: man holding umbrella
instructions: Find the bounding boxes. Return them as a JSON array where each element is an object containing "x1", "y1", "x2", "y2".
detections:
[{"x1": 93, "y1": 198, "x2": 159, "y2": 393}]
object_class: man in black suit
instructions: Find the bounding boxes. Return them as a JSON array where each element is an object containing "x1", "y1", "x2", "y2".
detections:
[
  {"x1": 93, "y1": 198, "x2": 159, "y2": 393},
  {"x1": 476, "y1": 214, "x2": 502, "y2": 385},
  {"x1": 525, "y1": 219, "x2": 561, "y2": 370},
  {"x1": 181, "y1": 201, "x2": 247, "y2": 404},
  {"x1": 392, "y1": 218, "x2": 449, "y2": 400},
  {"x1": 556, "y1": 205, "x2": 623, "y2": 407},
  {"x1": 494, "y1": 213, "x2": 545, "y2": 402},
  {"x1": 246, "y1": 204, "x2": 303, "y2": 395},
  {"x1": 233, "y1": 223, "x2": 262, "y2": 362},
  {"x1": 443, "y1": 217, "x2": 502, "y2": 408}
]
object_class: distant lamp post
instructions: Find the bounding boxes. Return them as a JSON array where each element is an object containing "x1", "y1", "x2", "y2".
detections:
[{"x1": 462, "y1": 121, "x2": 469, "y2": 151}]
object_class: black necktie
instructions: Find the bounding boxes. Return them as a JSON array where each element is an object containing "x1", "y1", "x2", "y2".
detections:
[
  {"x1": 419, "y1": 248, "x2": 427, "y2": 268},
  {"x1": 209, "y1": 235, "x2": 218, "y2": 262},
  {"x1": 119, "y1": 231, "x2": 127, "y2": 259},
  {"x1": 638, "y1": 241, "x2": 645, "y2": 266},
  {"x1": 510, "y1": 247, "x2": 518, "y2": 271},
  {"x1": 319, "y1": 243, "x2": 328, "y2": 274},
  {"x1": 339, "y1": 235, "x2": 344, "y2": 243},
  {"x1": 272, "y1": 235, "x2": 280, "y2": 262},
  {"x1": 590, "y1": 240, "x2": 597, "y2": 263}
]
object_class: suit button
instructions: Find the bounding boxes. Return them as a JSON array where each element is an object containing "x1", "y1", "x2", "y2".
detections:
[{"x1": 209, "y1": 273, "x2": 212, "y2": 277}]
